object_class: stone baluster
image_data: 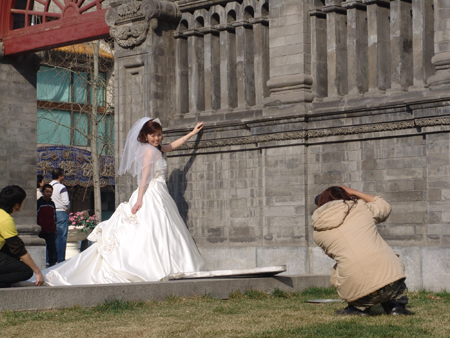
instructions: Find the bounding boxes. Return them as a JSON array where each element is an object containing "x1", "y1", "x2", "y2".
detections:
[
  {"x1": 343, "y1": 1, "x2": 368, "y2": 96},
  {"x1": 233, "y1": 19, "x2": 256, "y2": 108},
  {"x1": 390, "y1": 0, "x2": 413, "y2": 91},
  {"x1": 363, "y1": 0, "x2": 391, "y2": 93},
  {"x1": 185, "y1": 28, "x2": 205, "y2": 112},
  {"x1": 427, "y1": 0, "x2": 450, "y2": 88},
  {"x1": 310, "y1": 9, "x2": 328, "y2": 99},
  {"x1": 322, "y1": 1, "x2": 348, "y2": 98},
  {"x1": 411, "y1": 0, "x2": 434, "y2": 88},
  {"x1": 201, "y1": 26, "x2": 221, "y2": 111},
  {"x1": 218, "y1": 23, "x2": 238, "y2": 110},
  {"x1": 174, "y1": 31, "x2": 189, "y2": 115},
  {"x1": 251, "y1": 16, "x2": 270, "y2": 108}
]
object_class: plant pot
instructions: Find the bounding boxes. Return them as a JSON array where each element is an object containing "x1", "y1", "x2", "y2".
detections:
[{"x1": 66, "y1": 226, "x2": 88, "y2": 259}]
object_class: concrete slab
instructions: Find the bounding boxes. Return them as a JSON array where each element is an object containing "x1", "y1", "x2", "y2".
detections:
[
  {"x1": 168, "y1": 266, "x2": 287, "y2": 279},
  {"x1": 1, "y1": 274, "x2": 331, "y2": 312}
]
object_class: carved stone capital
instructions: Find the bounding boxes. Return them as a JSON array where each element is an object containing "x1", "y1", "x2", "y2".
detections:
[{"x1": 106, "y1": 0, "x2": 181, "y2": 48}]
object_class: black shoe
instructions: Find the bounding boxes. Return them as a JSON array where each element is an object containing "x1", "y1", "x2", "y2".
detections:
[
  {"x1": 389, "y1": 305, "x2": 411, "y2": 316},
  {"x1": 335, "y1": 305, "x2": 369, "y2": 316}
]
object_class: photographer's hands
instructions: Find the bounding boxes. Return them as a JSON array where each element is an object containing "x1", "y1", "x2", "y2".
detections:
[{"x1": 339, "y1": 185, "x2": 375, "y2": 203}]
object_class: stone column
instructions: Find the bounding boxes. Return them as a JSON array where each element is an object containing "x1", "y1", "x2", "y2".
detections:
[
  {"x1": 389, "y1": 0, "x2": 413, "y2": 91},
  {"x1": 174, "y1": 32, "x2": 189, "y2": 115},
  {"x1": 363, "y1": 0, "x2": 391, "y2": 93},
  {"x1": 0, "y1": 54, "x2": 46, "y2": 269},
  {"x1": 233, "y1": 20, "x2": 256, "y2": 109},
  {"x1": 323, "y1": 1, "x2": 348, "y2": 98},
  {"x1": 252, "y1": 16, "x2": 270, "y2": 108},
  {"x1": 310, "y1": 9, "x2": 328, "y2": 99},
  {"x1": 411, "y1": 0, "x2": 434, "y2": 88},
  {"x1": 185, "y1": 29, "x2": 205, "y2": 113},
  {"x1": 343, "y1": 1, "x2": 368, "y2": 96},
  {"x1": 201, "y1": 27, "x2": 221, "y2": 111},
  {"x1": 427, "y1": 0, "x2": 450, "y2": 88},
  {"x1": 265, "y1": 0, "x2": 313, "y2": 111},
  {"x1": 106, "y1": 0, "x2": 181, "y2": 201},
  {"x1": 218, "y1": 24, "x2": 238, "y2": 110}
]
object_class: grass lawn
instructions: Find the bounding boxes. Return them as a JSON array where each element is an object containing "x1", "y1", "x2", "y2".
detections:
[{"x1": 1, "y1": 287, "x2": 449, "y2": 337}]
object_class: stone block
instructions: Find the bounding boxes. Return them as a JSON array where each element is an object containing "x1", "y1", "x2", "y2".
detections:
[
  {"x1": 256, "y1": 247, "x2": 308, "y2": 275},
  {"x1": 198, "y1": 247, "x2": 256, "y2": 270},
  {"x1": 387, "y1": 212, "x2": 424, "y2": 224},
  {"x1": 310, "y1": 246, "x2": 336, "y2": 275},
  {"x1": 391, "y1": 246, "x2": 422, "y2": 291},
  {"x1": 428, "y1": 224, "x2": 450, "y2": 235},
  {"x1": 422, "y1": 247, "x2": 450, "y2": 292}
]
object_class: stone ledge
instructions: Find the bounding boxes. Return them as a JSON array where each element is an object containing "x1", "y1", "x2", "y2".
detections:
[{"x1": 1, "y1": 275, "x2": 331, "y2": 312}]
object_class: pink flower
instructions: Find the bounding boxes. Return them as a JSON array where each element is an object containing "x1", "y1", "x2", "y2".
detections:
[{"x1": 72, "y1": 222, "x2": 76, "y2": 225}]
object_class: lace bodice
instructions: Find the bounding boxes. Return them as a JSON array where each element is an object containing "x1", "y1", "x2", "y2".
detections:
[{"x1": 152, "y1": 156, "x2": 167, "y2": 181}]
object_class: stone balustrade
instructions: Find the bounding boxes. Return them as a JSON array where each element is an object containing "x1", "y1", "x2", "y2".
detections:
[
  {"x1": 174, "y1": 0, "x2": 269, "y2": 115},
  {"x1": 310, "y1": 0, "x2": 435, "y2": 100}
]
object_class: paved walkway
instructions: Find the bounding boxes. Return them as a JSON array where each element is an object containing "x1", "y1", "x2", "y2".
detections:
[{"x1": 1, "y1": 274, "x2": 330, "y2": 311}]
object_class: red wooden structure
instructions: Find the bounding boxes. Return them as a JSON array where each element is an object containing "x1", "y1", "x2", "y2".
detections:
[{"x1": 0, "y1": 0, "x2": 110, "y2": 56}]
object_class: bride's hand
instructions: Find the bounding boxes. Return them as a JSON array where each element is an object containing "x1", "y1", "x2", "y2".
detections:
[
  {"x1": 131, "y1": 200, "x2": 143, "y2": 214},
  {"x1": 191, "y1": 122, "x2": 204, "y2": 135}
]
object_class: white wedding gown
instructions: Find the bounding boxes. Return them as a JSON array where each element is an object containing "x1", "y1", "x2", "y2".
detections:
[{"x1": 44, "y1": 155, "x2": 206, "y2": 285}]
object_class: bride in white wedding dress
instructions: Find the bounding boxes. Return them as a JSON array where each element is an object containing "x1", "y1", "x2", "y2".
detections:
[{"x1": 44, "y1": 117, "x2": 206, "y2": 285}]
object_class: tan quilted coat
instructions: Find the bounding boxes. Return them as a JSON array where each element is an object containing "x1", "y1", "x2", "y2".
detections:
[{"x1": 312, "y1": 197, "x2": 406, "y2": 303}]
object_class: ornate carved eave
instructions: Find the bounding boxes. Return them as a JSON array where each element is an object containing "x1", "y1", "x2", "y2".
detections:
[{"x1": 106, "y1": 0, "x2": 181, "y2": 48}]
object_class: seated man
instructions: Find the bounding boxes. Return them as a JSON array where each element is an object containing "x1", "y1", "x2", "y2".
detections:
[
  {"x1": 0, "y1": 185, "x2": 44, "y2": 288},
  {"x1": 312, "y1": 185, "x2": 410, "y2": 316}
]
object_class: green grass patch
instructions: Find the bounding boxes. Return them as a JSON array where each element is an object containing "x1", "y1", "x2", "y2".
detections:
[{"x1": 1, "y1": 287, "x2": 449, "y2": 338}]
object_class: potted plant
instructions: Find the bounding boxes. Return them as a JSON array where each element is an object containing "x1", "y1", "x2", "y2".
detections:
[{"x1": 67, "y1": 211, "x2": 100, "y2": 259}]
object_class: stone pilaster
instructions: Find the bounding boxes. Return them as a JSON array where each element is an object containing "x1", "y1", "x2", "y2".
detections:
[
  {"x1": 343, "y1": 1, "x2": 368, "y2": 96},
  {"x1": 233, "y1": 20, "x2": 256, "y2": 109},
  {"x1": 186, "y1": 28, "x2": 205, "y2": 113},
  {"x1": 0, "y1": 54, "x2": 45, "y2": 269},
  {"x1": 252, "y1": 16, "x2": 270, "y2": 108},
  {"x1": 363, "y1": 0, "x2": 391, "y2": 93},
  {"x1": 174, "y1": 31, "x2": 189, "y2": 115},
  {"x1": 389, "y1": 0, "x2": 413, "y2": 91},
  {"x1": 218, "y1": 23, "x2": 238, "y2": 110},
  {"x1": 106, "y1": 0, "x2": 181, "y2": 202},
  {"x1": 264, "y1": 0, "x2": 313, "y2": 110},
  {"x1": 427, "y1": 0, "x2": 450, "y2": 88},
  {"x1": 323, "y1": 1, "x2": 348, "y2": 98},
  {"x1": 411, "y1": 0, "x2": 434, "y2": 88},
  {"x1": 310, "y1": 9, "x2": 328, "y2": 99},
  {"x1": 201, "y1": 26, "x2": 220, "y2": 111}
]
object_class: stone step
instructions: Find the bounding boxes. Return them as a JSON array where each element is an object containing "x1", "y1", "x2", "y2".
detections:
[{"x1": 1, "y1": 274, "x2": 331, "y2": 312}]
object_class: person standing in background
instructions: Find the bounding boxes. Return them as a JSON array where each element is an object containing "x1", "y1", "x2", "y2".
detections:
[
  {"x1": 37, "y1": 184, "x2": 58, "y2": 267},
  {"x1": 37, "y1": 175, "x2": 44, "y2": 200},
  {"x1": 50, "y1": 168, "x2": 70, "y2": 263}
]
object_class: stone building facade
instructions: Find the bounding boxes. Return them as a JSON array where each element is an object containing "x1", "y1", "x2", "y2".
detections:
[
  {"x1": 109, "y1": 0, "x2": 450, "y2": 292},
  {"x1": 1, "y1": 0, "x2": 450, "y2": 291}
]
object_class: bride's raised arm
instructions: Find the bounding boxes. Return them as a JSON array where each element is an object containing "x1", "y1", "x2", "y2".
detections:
[{"x1": 160, "y1": 122, "x2": 203, "y2": 153}]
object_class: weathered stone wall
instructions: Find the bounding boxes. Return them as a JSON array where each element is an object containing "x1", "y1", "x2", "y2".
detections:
[
  {"x1": 109, "y1": 0, "x2": 450, "y2": 291},
  {"x1": 164, "y1": 100, "x2": 450, "y2": 291}
]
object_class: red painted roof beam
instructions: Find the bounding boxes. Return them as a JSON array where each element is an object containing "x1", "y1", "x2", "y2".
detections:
[{"x1": 2, "y1": 8, "x2": 110, "y2": 57}]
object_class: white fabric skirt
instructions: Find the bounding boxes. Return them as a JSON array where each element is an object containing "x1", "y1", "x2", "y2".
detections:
[{"x1": 44, "y1": 179, "x2": 206, "y2": 285}]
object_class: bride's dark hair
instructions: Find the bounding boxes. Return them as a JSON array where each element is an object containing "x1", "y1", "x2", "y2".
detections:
[
  {"x1": 316, "y1": 186, "x2": 358, "y2": 208},
  {"x1": 137, "y1": 120, "x2": 162, "y2": 143}
]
